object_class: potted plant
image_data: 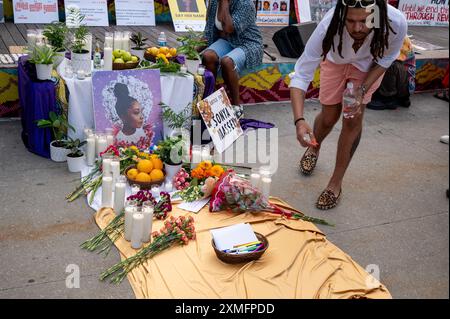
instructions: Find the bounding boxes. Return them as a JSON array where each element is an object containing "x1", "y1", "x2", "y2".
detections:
[
  {"x1": 28, "y1": 45, "x2": 59, "y2": 80},
  {"x1": 36, "y1": 111, "x2": 74, "y2": 162},
  {"x1": 161, "y1": 102, "x2": 191, "y2": 138},
  {"x1": 130, "y1": 32, "x2": 148, "y2": 60},
  {"x1": 176, "y1": 29, "x2": 207, "y2": 74},
  {"x1": 154, "y1": 136, "x2": 185, "y2": 181},
  {"x1": 43, "y1": 22, "x2": 68, "y2": 67},
  {"x1": 69, "y1": 25, "x2": 91, "y2": 75},
  {"x1": 65, "y1": 138, "x2": 87, "y2": 172}
]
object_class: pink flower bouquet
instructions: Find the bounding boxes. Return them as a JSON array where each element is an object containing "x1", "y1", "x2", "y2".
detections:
[{"x1": 209, "y1": 170, "x2": 334, "y2": 226}]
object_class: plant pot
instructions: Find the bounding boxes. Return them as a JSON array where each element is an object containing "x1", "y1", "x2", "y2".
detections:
[
  {"x1": 165, "y1": 163, "x2": 182, "y2": 182},
  {"x1": 50, "y1": 140, "x2": 70, "y2": 162},
  {"x1": 53, "y1": 50, "x2": 66, "y2": 67},
  {"x1": 35, "y1": 64, "x2": 53, "y2": 80},
  {"x1": 130, "y1": 48, "x2": 145, "y2": 60},
  {"x1": 67, "y1": 153, "x2": 86, "y2": 173},
  {"x1": 185, "y1": 58, "x2": 201, "y2": 74},
  {"x1": 71, "y1": 50, "x2": 91, "y2": 76}
]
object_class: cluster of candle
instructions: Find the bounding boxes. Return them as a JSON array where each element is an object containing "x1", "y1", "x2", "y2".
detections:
[
  {"x1": 124, "y1": 200, "x2": 154, "y2": 249},
  {"x1": 84, "y1": 128, "x2": 115, "y2": 166},
  {"x1": 103, "y1": 32, "x2": 113, "y2": 71},
  {"x1": 191, "y1": 144, "x2": 213, "y2": 168},
  {"x1": 101, "y1": 156, "x2": 122, "y2": 208},
  {"x1": 113, "y1": 31, "x2": 131, "y2": 52},
  {"x1": 250, "y1": 166, "x2": 272, "y2": 198}
]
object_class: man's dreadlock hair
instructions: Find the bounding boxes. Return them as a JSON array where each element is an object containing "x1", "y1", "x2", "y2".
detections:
[{"x1": 322, "y1": 0, "x2": 395, "y2": 62}]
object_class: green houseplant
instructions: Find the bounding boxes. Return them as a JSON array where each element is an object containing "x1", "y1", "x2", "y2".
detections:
[
  {"x1": 43, "y1": 22, "x2": 68, "y2": 67},
  {"x1": 69, "y1": 22, "x2": 91, "y2": 75},
  {"x1": 176, "y1": 29, "x2": 207, "y2": 74},
  {"x1": 36, "y1": 111, "x2": 74, "y2": 162},
  {"x1": 130, "y1": 32, "x2": 148, "y2": 60},
  {"x1": 28, "y1": 44, "x2": 60, "y2": 80},
  {"x1": 154, "y1": 136, "x2": 185, "y2": 181},
  {"x1": 65, "y1": 138, "x2": 87, "y2": 172}
]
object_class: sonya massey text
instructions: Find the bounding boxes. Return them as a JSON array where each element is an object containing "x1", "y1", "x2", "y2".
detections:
[{"x1": 212, "y1": 108, "x2": 239, "y2": 140}]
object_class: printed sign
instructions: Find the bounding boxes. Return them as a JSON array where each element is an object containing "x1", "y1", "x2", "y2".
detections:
[
  {"x1": 254, "y1": 0, "x2": 290, "y2": 26},
  {"x1": 64, "y1": 0, "x2": 109, "y2": 26},
  {"x1": 115, "y1": 0, "x2": 156, "y2": 26},
  {"x1": 12, "y1": 0, "x2": 59, "y2": 24},
  {"x1": 196, "y1": 88, "x2": 243, "y2": 154},
  {"x1": 167, "y1": 0, "x2": 206, "y2": 32},
  {"x1": 92, "y1": 70, "x2": 163, "y2": 149},
  {"x1": 399, "y1": 0, "x2": 449, "y2": 26}
]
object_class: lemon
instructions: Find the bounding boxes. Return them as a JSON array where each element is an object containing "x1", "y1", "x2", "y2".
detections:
[
  {"x1": 159, "y1": 46, "x2": 169, "y2": 55},
  {"x1": 151, "y1": 157, "x2": 164, "y2": 170},
  {"x1": 135, "y1": 172, "x2": 152, "y2": 183},
  {"x1": 136, "y1": 159, "x2": 153, "y2": 173},
  {"x1": 169, "y1": 47, "x2": 177, "y2": 56},
  {"x1": 150, "y1": 169, "x2": 164, "y2": 181},
  {"x1": 127, "y1": 168, "x2": 139, "y2": 180}
]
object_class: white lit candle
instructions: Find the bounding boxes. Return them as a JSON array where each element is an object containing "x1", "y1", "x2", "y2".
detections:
[
  {"x1": 201, "y1": 145, "x2": 212, "y2": 162},
  {"x1": 110, "y1": 159, "x2": 120, "y2": 185},
  {"x1": 77, "y1": 69, "x2": 86, "y2": 80},
  {"x1": 180, "y1": 65, "x2": 187, "y2": 73},
  {"x1": 104, "y1": 33, "x2": 114, "y2": 48},
  {"x1": 84, "y1": 128, "x2": 93, "y2": 139},
  {"x1": 151, "y1": 185, "x2": 160, "y2": 198},
  {"x1": 260, "y1": 176, "x2": 272, "y2": 198},
  {"x1": 165, "y1": 181, "x2": 173, "y2": 192},
  {"x1": 131, "y1": 184, "x2": 140, "y2": 195},
  {"x1": 106, "y1": 134, "x2": 114, "y2": 146},
  {"x1": 131, "y1": 213, "x2": 144, "y2": 249},
  {"x1": 83, "y1": 33, "x2": 93, "y2": 55},
  {"x1": 96, "y1": 135, "x2": 108, "y2": 158},
  {"x1": 86, "y1": 135, "x2": 96, "y2": 166},
  {"x1": 191, "y1": 145, "x2": 202, "y2": 169},
  {"x1": 114, "y1": 32, "x2": 123, "y2": 51},
  {"x1": 102, "y1": 156, "x2": 112, "y2": 178},
  {"x1": 250, "y1": 168, "x2": 261, "y2": 189},
  {"x1": 113, "y1": 176, "x2": 126, "y2": 214},
  {"x1": 103, "y1": 46, "x2": 113, "y2": 71},
  {"x1": 141, "y1": 202, "x2": 154, "y2": 243},
  {"x1": 124, "y1": 200, "x2": 137, "y2": 241},
  {"x1": 101, "y1": 176, "x2": 113, "y2": 208}
]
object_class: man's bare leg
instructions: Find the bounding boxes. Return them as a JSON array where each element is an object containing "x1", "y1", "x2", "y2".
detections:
[{"x1": 307, "y1": 104, "x2": 342, "y2": 157}]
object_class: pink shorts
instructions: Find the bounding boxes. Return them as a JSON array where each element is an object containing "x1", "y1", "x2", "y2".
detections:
[{"x1": 319, "y1": 59, "x2": 385, "y2": 105}]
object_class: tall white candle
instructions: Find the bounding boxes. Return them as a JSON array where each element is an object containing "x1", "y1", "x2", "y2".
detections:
[
  {"x1": 131, "y1": 184, "x2": 140, "y2": 195},
  {"x1": 141, "y1": 206, "x2": 154, "y2": 243},
  {"x1": 103, "y1": 46, "x2": 113, "y2": 71},
  {"x1": 106, "y1": 134, "x2": 114, "y2": 146},
  {"x1": 102, "y1": 157, "x2": 112, "y2": 178},
  {"x1": 151, "y1": 185, "x2": 160, "y2": 199},
  {"x1": 114, "y1": 32, "x2": 123, "y2": 50},
  {"x1": 191, "y1": 146, "x2": 202, "y2": 169},
  {"x1": 96, "y1": 136, "x2": 108, "y2": 158},
  {"x1": 124, "y1": 204, "x2": 135, "y2": 241},
  {"x1": 86, "y1": 136, "x2": 96, "y2": 166},
  {"x1": 83, "y1": 33, "x2": 93, "y2": 55},
  {"x1": 110, "y1": 160, "x2": 120, "y2": 185},
  {"x1": 131, "y1": 213, "x2": 144, "y2": 249},
  {"x1": 250, "y1": 173, "x2": 261, "y2": 189},
  {"x1": 261, "y1": 176, "x2": 272, "y2": 198},
  {"x1": 121, "y1": 36, "x2": 130, "y2": 52},
  {"x1": 113, "y1": 176, "x2": 126, "y2": 214},
  {"x1": 104, "y1": 36, "x2": 113, "y2": 48},
  {"x1": 101, "y1": 176, "x2": 113, "y2": 208},
  {"x1": 165, "y1": 181, "x2": 173, "y2": 193},
  {"x1": 84, "y1": 128, "x2": 93, "y2": 139}
]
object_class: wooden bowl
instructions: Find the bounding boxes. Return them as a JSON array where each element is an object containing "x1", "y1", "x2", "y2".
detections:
[
  {"x1": 124, "y1": 165, "x2": 165, "y2": 190},
  {"x1": 144, "y1": 51, "x2": 177, "y2": 63},
  {"x1": 212, "y1": 232, "x2": 269, "y2": 264},
  {"x1": 112, "y1": 56, "x2": 140, "y2": 70}
]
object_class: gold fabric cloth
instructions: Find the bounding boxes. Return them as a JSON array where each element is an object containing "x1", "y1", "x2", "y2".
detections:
[{"x1": 95, "y1": 199, "x2": 391, "y2": 299}]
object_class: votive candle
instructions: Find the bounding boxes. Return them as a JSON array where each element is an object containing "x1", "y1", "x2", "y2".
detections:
[
  {"x1": 131, "y1": 212, "x2": 144, "y2": 249},
  {"x1": 141, "y1": 201, "x2": 154, "y2": 243},
  {"x1": 113, "y1": 176, "x2": 126, "y2": 214},
  {"x1": 124, "y1": 200, "x2": 137, "y2": 241},
  {"x1": 86, "y1": 135, "x2": 96, "y2": 166}
]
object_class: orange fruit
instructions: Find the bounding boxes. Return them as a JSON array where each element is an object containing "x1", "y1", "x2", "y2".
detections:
[
  {"x1": 151, "y1": 157, "x2": 164, "y2": 170},
  {"x1": 135, "y1": 172, "x2": 152, "y2": 183},
  {"x1": 150, "y1": 169, "x2": 164, "y2": 181},
  {"x1": 126, "y1": 168, "x2": 139, "y2": 180},
  {"x1": 169, "y1": 47, "x2": 177, "y2": 56},
  {"x1": 136, "y1": 159, "x2": 153, "y2": 173}
]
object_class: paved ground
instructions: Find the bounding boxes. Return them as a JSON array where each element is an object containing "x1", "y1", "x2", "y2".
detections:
[{"x1": 0, "y1": 92, "x2": 448, "y2": 298}]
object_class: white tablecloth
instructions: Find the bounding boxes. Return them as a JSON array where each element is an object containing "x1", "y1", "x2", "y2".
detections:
[{"x1": 57, "y1": 59, "x2": 194, "y2": 141}]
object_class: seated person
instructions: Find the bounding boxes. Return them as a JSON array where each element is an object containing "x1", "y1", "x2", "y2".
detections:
[{"x1": 202, "y1": 0, "x2": 264, "y2": 118}]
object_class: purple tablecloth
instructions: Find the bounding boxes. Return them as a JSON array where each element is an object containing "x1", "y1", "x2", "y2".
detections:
[{"x1": 18, "y1": 56, "x2": 57, "y2": 158}]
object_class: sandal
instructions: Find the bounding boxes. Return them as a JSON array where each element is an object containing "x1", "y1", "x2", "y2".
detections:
[
  {"x1": 316, "y1": 189, "x2": 342, "y2": 210},
  {"x1": 299, "y1": 148, "x2": 318, "y2": 175}
]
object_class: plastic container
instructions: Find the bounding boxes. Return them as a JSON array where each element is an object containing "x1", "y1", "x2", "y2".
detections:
[
  {"x1": 158, "y1": 32, "x2": 167, "y2": 47},
  {"x1": 343, "y1": 82, "x2": 357, "y2": 119}
]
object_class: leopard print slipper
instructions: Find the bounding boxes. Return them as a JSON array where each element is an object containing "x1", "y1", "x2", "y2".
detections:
[
  {"x1": 299, "y1": 148, "x2": 318, "y2": 175},
  {"x1": 316, "y1": 189, "x2": 342, "y2": 210}
]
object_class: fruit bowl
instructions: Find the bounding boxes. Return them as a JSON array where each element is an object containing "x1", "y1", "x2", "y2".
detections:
[
  {"x1": 113, "y1": 56, "x2": 140, "y2": 70},
  {"x1": 144, "y1": 51, "x2": 178, "y2": 63},
  {"x1": 124, "y1": 165, "x2": 165, "y2": 189}
]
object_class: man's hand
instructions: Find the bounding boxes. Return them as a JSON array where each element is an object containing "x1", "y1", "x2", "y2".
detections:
[{"x1": 296, "y1": 121, "x2": 319, "y2": 148}]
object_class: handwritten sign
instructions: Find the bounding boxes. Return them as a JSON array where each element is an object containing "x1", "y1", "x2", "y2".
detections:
[
  {"x1": 167, "y1": 0, "x2": 206, "y2": 32},
  {"x1": 64, "y1": 0, "x2": 109, "y2": 26},
  {"x1": 255, "y1": 0, "x2": 291, "y2": 26},
  {"x1": 399, "y1": 0, "x2": 449, "y2": 26},
  {"x1": 115, "y1": 0, "x2": 156, "y2": 26},
  {"x1": 13, "y1": 0, "x2": 59, "y2": 24},
  {"x1": 197, "y1": 88, "x2": 243, "y2": 154}
]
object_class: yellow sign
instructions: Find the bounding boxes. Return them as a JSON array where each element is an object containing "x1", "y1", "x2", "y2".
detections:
[{"x1": 168, "y1": 0, "x2": 207, "y2": 31}]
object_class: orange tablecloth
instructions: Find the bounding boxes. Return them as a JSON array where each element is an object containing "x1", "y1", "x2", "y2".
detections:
[{"x1": 95, "y1": 200, "x2": 391, "y2": 299}]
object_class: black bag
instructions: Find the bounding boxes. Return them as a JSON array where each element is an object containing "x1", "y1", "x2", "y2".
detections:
[{"x1": 272, "y1": 26, "x2": 305, "y2": 59}]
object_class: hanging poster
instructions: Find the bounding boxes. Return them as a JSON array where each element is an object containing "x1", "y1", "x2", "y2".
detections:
[
  {"x1": 12, "y1": 0, "x2": 59, "y2": 24},
  {"x1": 167, "y1": 0, "x2": 206, "y2": 32},
  {"x1": 399, "y1": 0, "x2": 449, "y2": 26},
  {"x1": 197, "y1": 87, "x2": 243, "y2": 154},
  {"x1": 115, "y1": 0, "x2": 156, "y2": 26},
  {"x1": 294, "y1": 0, "x2": 312, "y2": 23},
  {"x1": 64, "y1": 0, "x2": 109, "y2": 26},
  {"x1": 254, "y1": 0, "x2": 291, "y2": 26},
  {"x1": 92, "y1": 70, "x2": 163, "y2": 149}
]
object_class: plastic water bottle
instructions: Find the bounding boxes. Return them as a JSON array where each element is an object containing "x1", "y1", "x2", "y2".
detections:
[
  {"x1": 158, "y1": 32, "x2": 167, "y2": 47},
  {"x1": 343, "y1": 82, "x2": 357, "y2": 119}
]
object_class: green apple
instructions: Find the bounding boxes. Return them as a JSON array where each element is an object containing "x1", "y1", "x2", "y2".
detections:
[
  {"x1": 126, "y1": 60, "x2": 135, "y2": 64},
  {"x1": 131, "y1": 56, "x2": 138, "y2": 63},
  {"x1": 113, "y1": 50, "x2": 122, "y2": 58},
  {"x1": 114, "y1": 58, "x2": 125, "y2": 64},
  {"x1": 122, "y1": 51, "x2": 132, "y2": 62}
]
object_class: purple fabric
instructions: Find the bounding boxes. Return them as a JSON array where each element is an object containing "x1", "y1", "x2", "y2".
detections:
[
  {"x1": 203, "y1": 69, "x2": 215, "y2": 98},
  {"x1": 239, "y1": 119, "x2": 275, "y2": 131},
  {"x1": 18, "y1": 56, "x2": 57, "y2": 159}
]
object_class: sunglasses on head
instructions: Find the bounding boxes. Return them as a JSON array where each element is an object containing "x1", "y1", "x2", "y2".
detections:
[{"x1": 342, "y1": 0, "x2": 376, "y2": 8}]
